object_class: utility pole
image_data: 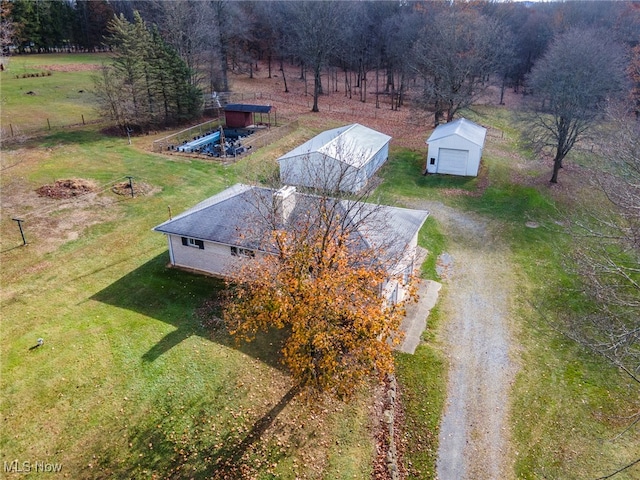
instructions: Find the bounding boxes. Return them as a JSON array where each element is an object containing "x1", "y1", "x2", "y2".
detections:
[{"x1": 12, "y1": 218, "x2": 27, "y2": 245}]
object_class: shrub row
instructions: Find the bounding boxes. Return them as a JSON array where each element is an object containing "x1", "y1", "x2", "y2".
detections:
[{"x1": 15, "y1": 72, "x2": 53, "y2": 79}]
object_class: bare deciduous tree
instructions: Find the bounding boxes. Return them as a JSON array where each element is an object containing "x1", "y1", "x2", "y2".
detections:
[
  {"x1": 285, "y1": 1, "x2": 345, "y2": 113},
  {"x1": 570, "y1": 114, "x2": 640, "y2": 379},
  {"x1": 525, "y1": 28, "x2": 627, "y2": 183},
  {"x1": 0, "y1": 0, "x2": 16, "y2": 55},
  {"x1": 413, "y1": 6, "x2": 509, "y2": 126}
]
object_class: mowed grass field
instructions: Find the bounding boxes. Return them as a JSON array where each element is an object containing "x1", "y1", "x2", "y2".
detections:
[
  {"x1": 1, "y1": 128, "x2": 385, "y2": 478},
  {"x1": 1, "y1": 53, "x2": 638, "y2": 479},
  {"x1": 1, "y1": 53, "x2": 107, "y2": 135}
]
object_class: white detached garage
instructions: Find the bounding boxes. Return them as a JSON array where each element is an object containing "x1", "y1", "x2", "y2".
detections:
[
  {"x1": 278, "y1": 123, "x2": 391, "y2": 193},
  {"x1": 425, "y1": 118, "x2": 487, "y2": 177}
]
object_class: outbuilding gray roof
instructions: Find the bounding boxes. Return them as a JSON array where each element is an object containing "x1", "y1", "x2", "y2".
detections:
[
  {"x1": 426, "y1": 118, "x2": 487, "y2": 147},
  {"x1": 224, "y1": 104, "x2": 272, "y2": 113},
  {"x1": 278, "y1": 123, "x2": 391, "y2": 169},
  {"x1": 153, "y1": 184, "x2": 428, "y2": 265}
]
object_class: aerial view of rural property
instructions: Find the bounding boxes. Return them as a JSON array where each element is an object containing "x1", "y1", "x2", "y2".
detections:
[{"x1": 1, "y1": 1, "x2": 638, "y2": 479}]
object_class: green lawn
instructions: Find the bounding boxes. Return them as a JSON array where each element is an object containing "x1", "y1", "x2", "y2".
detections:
[
  {"x1": 379, "y1": 106, "x2": 639, "y2": 479},
  {"x1": 0, "y1": 128, "x2": 376, "y2": 479},
  {"x1": 1, "y1": 54, "x2": 109, "y2": 134}
]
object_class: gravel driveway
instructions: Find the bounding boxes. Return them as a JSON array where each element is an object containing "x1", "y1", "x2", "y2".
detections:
[{"x1": 405, "y1": 200, "x2": 518, "y2": 480}]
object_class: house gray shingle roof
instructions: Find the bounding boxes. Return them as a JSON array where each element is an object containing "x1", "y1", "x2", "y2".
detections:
[{"x1": 153, "y1": 184, "x2": 428, "y2": 264}]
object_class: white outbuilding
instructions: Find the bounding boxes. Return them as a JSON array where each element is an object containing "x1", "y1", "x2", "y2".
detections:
[
  {"x1": 424, "y1": 118, "x2": 487, "y2": 177},
  {"x1": 278, "y1": 123, "x2": 391, "y2": 193}
]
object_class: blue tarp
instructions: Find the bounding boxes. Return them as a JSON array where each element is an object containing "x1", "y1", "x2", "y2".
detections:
[{"x1": 177, "y1": 131, "x2": 221, "y2": 153}]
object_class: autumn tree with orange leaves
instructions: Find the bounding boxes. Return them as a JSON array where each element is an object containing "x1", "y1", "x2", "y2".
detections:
[
  {"x1": 224, "y1": 229, "x2": 405, "y2": 399},
  {"x1": 222, "y1": 177, "x2": 415, "y2": 399}
]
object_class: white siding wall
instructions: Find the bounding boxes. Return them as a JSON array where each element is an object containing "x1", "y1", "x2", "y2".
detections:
[
  {"x1": 166, "y1": 229, "x2": 419, "y2": 305},
  {"x1": 280, "y1": 142, "x2": 389, "y2": 193},
  {"x1": 381, "y1": 232, "x2": 420, "y2": 304},
  {"x1": 167, "y1": 235, "x2": 261, "y2": 277},
  {"x1": 426, "y1": 135, "x2": 482, "y2": 176}
]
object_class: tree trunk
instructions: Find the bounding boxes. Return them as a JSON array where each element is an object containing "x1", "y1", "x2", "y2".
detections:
[
  {"x1": 375, "y1": 63, "x2": 379, "y2": 109},
  {"x1": 550, "y1": 152, "x2": 563, "y2": 183},
  {"x1": 500, "y1": 74, "x2": 506, "y2": 105},
  {"x1": 312, "y1": 66, "x2": 320, "y2": 112},
  {"x1": 280, "y1": 59, "x2": 288, "y2": 93}
]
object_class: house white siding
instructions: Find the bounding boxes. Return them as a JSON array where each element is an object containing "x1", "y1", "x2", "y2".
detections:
[
  {"x1": 167, "y1": 235, "x2": 261, "y2": 277},
  {"x1": 154, "y1": 184, "x2": 429, "y2": 306}
]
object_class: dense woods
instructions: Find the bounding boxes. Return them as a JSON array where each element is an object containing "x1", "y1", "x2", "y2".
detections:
[{"x1": 3, "y1": 1, "x2": 639, "y2": 105}]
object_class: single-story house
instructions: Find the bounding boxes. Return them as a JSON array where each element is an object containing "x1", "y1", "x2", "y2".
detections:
[
  {"x1": 424, "y1": 118, "x2": 487, "y2": 177},
  {"x1": 153, "y1": 183, "x2": 429, "y2": 304},
  {"x1": 224, "y1": 104, "x2": 274, "y2": 128},
  {"x1": 278, "y1": 123, "x2": 391, "y2": 193}
]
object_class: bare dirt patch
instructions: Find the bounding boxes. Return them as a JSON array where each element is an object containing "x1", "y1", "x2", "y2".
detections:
[
  {"x1": 36, "y1": 178, "x2": 97, "y2": 199},
  {"x1": 111, "y1": 181, "x2": 157, "y2": 197},
  {"x1": 33, "y1": 63, "x2": 101, "y2": 73},
  {"x1": 2, "y1": 175, "x2": 122, "y2": 255}
]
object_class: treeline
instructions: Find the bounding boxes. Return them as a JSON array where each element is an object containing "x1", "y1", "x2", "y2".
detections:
[
  {"x1": 3, "y1": 1, "x2": 638, "y2": 129},
  {"x1": 107, "y1": 0, "x2": 640, "y2": 122},
  {"x1": 2, "y1": 0, "x2": 114, "y2": 52},
  {"x1": 94, "y1": 12, "x2": 202, "y2": 133}
]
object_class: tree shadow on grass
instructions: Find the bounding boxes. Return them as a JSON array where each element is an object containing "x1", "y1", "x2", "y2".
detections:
[
  {"x1": 94, "y1": 383, "x2": 301, "y2": 479},
  {"x1": 90, "y1": 252, "x2": 285, "y2": 370},
  {"x1": 204, "y1": 383, "x2": 302, "y2": 478}
]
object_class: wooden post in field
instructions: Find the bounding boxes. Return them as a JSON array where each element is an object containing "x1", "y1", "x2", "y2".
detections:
[
  {"x1": 82, "y1": 114, "x2": 85, "y2": 125},
  {"x1": 10, "y1": 124, "x2": 13, "y2": 136},
  {"x1": 126, "y1": 176, "x2": 134, "y2": 198},
  {"x1": 47, "y1": 118, "x2": 51, "y2": 130},
  {"x1": 12, "y1": 218, "x2": 27, "y2": 245}
]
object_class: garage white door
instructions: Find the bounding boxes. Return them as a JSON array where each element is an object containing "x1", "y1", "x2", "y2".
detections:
[{"x1": 437, "y1": 148, "x2": 469, "y2": 175}]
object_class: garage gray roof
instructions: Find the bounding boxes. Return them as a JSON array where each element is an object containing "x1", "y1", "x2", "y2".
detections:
[
  {"x1": 278, "y1": 124, "x2": 391, "y2": 168},
  {"x1": 153, "y1": 184, "x2": 428, "y2": 262},
  {"x1": 427, "y1": 118, "x2": 487, "y2": 147}
]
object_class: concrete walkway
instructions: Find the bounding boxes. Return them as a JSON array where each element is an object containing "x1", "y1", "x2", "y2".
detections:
[{"x1": 396, "y1": 278, "x2": 442, "y2": 354}]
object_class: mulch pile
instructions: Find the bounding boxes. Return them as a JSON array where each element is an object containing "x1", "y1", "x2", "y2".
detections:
[
  {"x1": 36, "y1": 178, "x2": 97, "y2": 199},
  {"x1": 111, "y1": 181, "x2": 154, "y2": 196}
]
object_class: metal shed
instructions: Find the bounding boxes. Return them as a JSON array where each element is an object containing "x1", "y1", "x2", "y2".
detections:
[
  {"x1": 425, "y1": 118, "x2": 487, "y2": 177},
  {"x1": 224, "y1": 104, "x2": 274, "y2": 128},
  {"x1": 278, "y1": 123, "x2": 391, "y2": 193}
]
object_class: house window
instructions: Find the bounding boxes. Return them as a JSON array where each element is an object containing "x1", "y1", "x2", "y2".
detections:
[
  {"x1": 181, "y1": 237, "x2": 204, "y2": 249},
  {"x1": 231, "y1": 246, "x2": 255, "y2": 258}
]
